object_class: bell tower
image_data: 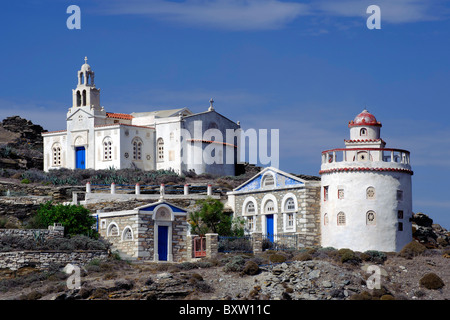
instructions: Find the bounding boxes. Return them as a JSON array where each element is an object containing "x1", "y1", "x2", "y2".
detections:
[{"x1": 71, "y1": 57, "x2": 101, "y2": 110}]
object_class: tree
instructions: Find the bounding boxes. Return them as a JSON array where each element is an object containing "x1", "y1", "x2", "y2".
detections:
[
  {"x1": 188, "y1": 197, "x2": 244, "y2": 236},
  {"x1": 35, "y1": 201, "x2": 97, "y2": 237}
]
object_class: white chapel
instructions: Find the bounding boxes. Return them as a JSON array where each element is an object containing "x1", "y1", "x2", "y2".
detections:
[{"x1": 42, "y1": 57, "x2": 241, "y2": 176}]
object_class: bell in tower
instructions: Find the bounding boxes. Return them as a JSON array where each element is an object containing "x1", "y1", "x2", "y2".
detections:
[{"x1": 72, "y1": 57, "x2": 101, "y2": 110}]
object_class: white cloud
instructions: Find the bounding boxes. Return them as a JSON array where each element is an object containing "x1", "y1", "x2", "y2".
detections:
[
  {"x1": 97, "y1": 0, "x2": 310, "y2": 31},
  {"x1": 315, "y1": 0, "x2": 447, "y2": 23},
  {"x1": 92, "y1": 0, "x2": 448, "y2": 32}
]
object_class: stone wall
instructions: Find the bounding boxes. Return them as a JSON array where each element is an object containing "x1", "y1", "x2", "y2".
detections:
[
  {"x1": 0, "y1": 250, "x2": 108, "y2": 270},
  {"x1": 0, "y1": 226, "x2": 64, "y2": 242}
]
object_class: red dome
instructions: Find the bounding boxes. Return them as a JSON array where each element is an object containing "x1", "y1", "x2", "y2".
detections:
[{"x1": 348, "y1": 109, "x2": 381, "y2": 127}]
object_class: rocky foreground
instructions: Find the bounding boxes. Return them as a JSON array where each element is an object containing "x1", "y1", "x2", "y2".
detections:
[{"x1": 0, "y1": 245, "x2": 448, "y2": 301}]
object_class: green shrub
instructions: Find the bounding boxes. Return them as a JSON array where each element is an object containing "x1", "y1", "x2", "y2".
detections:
[
  {"x1": 338, "y1": 248, "x2": 361, "y2": 264},
  {"x1": 361, "y1": 250, "x2": 387, "y2": 264},
  {"x1": 419, "y1": 273, "x2": 445, "y2": 290},
  {"x1": 223, "y1": 255, "x2": 246, "y2": 272},
  {"x1": 398, "y1": 241, "x2": 426, "y2": 259},
  {"x1": 294, "y1": 252, "x2": 312, "y2": 261},
  {"x1": 35, "y1": 201, "x2": 97, "y2": 237},
  {"x1": 269, "y1": 253, "x2": 287, "y2": 263},
  {"x1": 20, "y1": 178, "x2": 31, "y2": 184},
  {"x1": 242, "y1": 260, "x2": 259, "y2": 275}
]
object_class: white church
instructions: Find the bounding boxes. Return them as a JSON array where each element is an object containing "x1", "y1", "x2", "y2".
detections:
[{"x1": 42, "y1": 57, "x2": 241, "y2": 176}]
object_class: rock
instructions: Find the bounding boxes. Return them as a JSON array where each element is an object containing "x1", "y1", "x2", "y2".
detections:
[
  {"x1": 156, "y1": 272, "x2": 173, "y2": 280},
  {"x1": 308, "y1": 269, "x2": 320, "y2": 279},
  {"x1": 413, "y1": 213, "x2": 433, "y2": 227},
  {"x1": 322, "y1": 280, "x2": 333, "y2": 288}
]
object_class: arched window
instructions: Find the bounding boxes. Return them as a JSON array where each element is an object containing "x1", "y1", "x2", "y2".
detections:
[
  {"x1": 82, "y1": 90, "x2": 86, "y2": 106},
  {"x1": 132, "y1": 138, "x2": 143, "y2": 160},
  {"x1": 324, "y1": 213, "x2": 329, "y2": 226},
  {"x1": 76, "y1": 90, "x2": 81, "y2": 107},
  {"x1": 157, "y1": 138, "x2": 164, "y2": 162},
  {"x1": 245, "y1": 202, "x2": 255, "y2": 214},
  {"x1": 337, "y1": 212, "x2": 346, "y2": 226},
  {"x1": 284, "y1": 198, "x2": 295, "y2": 211},
  {"x1": 360, "y1": 128, "x2": 367, "y2": 136},
  {"x1": 366, "y1": 210, "x2": 376, "y2": 225},
  {"x1": 262, "y1": 174, "x2": 275, "y2": 188},
  {"x1": 366, "y1": 186, "x2": 375, "y2": 199},
  {"x1": 103, "y1": 137, "x2": 112, "y2": 161},
  {"x1": 107, "y1": 223, "x2": 119, "y2": 236},
  {"x1": 264, "y1": 199, "x2": 275, "y2": 213},
  {"x1": 52, "y1": 143, "x2": 61, "y2": 166},
  {"x1": 122, "y1": 227, "x2": 133, "y2": 241}
]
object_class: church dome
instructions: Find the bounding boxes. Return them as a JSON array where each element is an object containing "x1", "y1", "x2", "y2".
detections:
[
  {"x1": 81, "y1": 63, "x2": 91, "y2": 72},
  {"x1": 348, "y1": 109, "x2": 381, "y2": 127},
  {"x1": 80, "y1": 56, "x2": 92, "y2": 72}
]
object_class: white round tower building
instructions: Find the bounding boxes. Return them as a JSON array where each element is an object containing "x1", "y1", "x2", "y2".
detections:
[{"x1": 320, "y1": 110, "x2": 413, "y2": 252}]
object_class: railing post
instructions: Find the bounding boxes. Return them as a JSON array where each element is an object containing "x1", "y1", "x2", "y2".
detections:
[
  {"x1": 86, "y1": 181, "x2": 91, "y2": 193},
  {"x1": 111, "y1": 182, "x2": 116, "y2": 194},
  {"x1": 160, "y1": 184, "x2": 165, "y2": 200},
  {"x1": 207, "y1": 184, "x2": 212, "y2": 196},
  {"x1": 184, "y1": 184, "x2": 189, "y2": 195},
  {"x1": 135, "y1": 183, "x2": 140, "y2": 195}
]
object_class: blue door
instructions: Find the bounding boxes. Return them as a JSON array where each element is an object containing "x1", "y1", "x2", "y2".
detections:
[
  {"x1": 266, "y1": 214, "x2": 274, "y2": 243},
  {"x1": 158, "y1": 226, "x2": 169, "y2": 261},
  {"x1": 75, "y1": 147, "x2": 86, "y2": 169}
]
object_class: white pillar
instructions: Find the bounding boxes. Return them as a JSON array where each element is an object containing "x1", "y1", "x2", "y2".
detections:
[
  {"x1": 207, "y1": 184, "x2": 212, "y2": 196},
  {"x1": 111, "y1": 182, "x2": 116, "y2": 194},
  {"x1": 160, "y1": 184, "x2": 165, "y2": 200},
  {"x1": 135, "y1": 183, "x2": 141, "y2": 195},
  {"x1": 86, "y1": 182, "x2": 91, "y2": 193},
  {"x1": 184, "y1": 184, "x2": 189, "y2": 195}
]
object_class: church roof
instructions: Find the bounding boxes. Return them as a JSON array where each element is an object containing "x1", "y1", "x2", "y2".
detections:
[
  {"x1": 348, "y1": 109, "x2": 382, "y2": 127},
  {"x1": 131, "y1": 108, "x2": 193, "y2": 119},
  {"x1": 229, "y1": 166, "x2": 320, "y2": 193},
  {"x1": 106, "y1": 112, "x2": 133, "y2": 120}
]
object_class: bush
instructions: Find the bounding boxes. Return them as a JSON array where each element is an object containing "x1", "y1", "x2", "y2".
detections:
[
  {"x1": 294, "y1": 252, "x2": 312, "y2": 261},
  {"x1": 398, "y1": 241, "x2": 427, "y2": 259},
  {"x1": 338, "y1": 248, "x2": 361, "y2": 264},
  {"x1": 35, "y1": 201, "x2": 97, "y2": 237},
  {"x1": 223, "y1": 255, "x2": 246, "y2": 272},
  {"x1": 269, "y1": 253, "x2": 287, "y2": 263},
  {"x1": 419, "y1": 273, "x2": 445, "y2": 290},
  {"x1": 242, "y1": 260, "x2": 259, "y2": 275},
  {"x1": 361, "y1": 250, "x2": 387, "y2": 264}
]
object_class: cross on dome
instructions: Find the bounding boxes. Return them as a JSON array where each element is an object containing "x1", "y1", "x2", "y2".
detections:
[
  {"x1": 209, "y1": 98, "x2": 215, "y2": 111},
  {"x1": 84, "y1": 56, "x2": 88, "y2": 64}
]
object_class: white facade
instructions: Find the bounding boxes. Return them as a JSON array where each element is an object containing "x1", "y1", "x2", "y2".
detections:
[
  {"x1": 42, "y1": 58, "x2": 240, "y2": 176},
  {"x1": 320, "y1": 110, "x2": 413, "y2": 252}
]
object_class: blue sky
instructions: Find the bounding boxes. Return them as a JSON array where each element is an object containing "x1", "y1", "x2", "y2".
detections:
[{"x1": 1, "y1": 0, "x2": 450, "y2": 228}]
